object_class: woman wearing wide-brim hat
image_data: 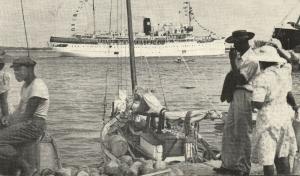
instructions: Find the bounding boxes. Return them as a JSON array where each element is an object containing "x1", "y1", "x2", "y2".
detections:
[{"x1": 251, "y1": 45, "x2": 297, "y2": 176}]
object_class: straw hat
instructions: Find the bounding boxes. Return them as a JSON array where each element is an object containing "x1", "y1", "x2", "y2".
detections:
[
  {"x1": 225, "y1": 30, "x2": 255, "y2": 43},
  {"x1": 268, "y1": 38, "x2": 282, "y2": 49},
  {"x1": 255, "y1": 45, "x2": 286, "y2": 63}
]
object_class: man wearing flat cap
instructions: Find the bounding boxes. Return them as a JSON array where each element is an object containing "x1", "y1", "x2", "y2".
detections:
[
  {"x1": 0, "y1": 56, "x2": 49, "y2": 176},
  {"x1": 216, "y1": 30, "x2": 259, "y2": 176}
]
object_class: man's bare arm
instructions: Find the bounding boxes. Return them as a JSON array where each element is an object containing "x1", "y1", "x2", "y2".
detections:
[
  {"x1": 23, "y1": 97, "x2": 45, "y2": 119},
  {"x1": 0, "y1": 91, "x2": 9, "y2": 116}
]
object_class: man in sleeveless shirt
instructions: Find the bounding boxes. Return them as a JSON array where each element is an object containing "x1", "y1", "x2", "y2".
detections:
[{"x1": 0, "y1": 57, "x2": 49, "y2": 176}]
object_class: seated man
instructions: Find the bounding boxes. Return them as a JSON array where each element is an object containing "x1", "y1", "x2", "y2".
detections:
[{"x1": 0, "y1": 57, "x2": 49, "y2": 176}]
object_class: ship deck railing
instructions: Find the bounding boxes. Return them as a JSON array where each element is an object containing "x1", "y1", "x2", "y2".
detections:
[{"x1": 51, "y1": 36, "x2": 219, "y2": 46}]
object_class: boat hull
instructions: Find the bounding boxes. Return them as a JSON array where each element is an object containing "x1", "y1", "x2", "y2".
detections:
[
  {"x1": 50, "y1": 40, "x2": 225, "y2": 58},
  {"x1": 0, "y1": 133, "x2": 61, "y2": 175},
  {"x1": 273, "y1": 27, "x2": 300, "y2": 50}
]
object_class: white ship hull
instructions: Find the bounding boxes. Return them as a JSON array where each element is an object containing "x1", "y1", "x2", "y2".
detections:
[{"x1": 50, "y1": 39, "x2": 225, "y2": 58}]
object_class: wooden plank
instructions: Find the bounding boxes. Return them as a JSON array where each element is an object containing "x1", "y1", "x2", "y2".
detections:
[
  {"x1": 127, "y1": 140, "x2": 156, "y2": 160},
  {"x1": 49, "y1": 136, "x2": 62, "y2": 169},
  {"x1": 103, "y1": 148, "x2": 120, "y2": 162},
  {"x1": 169, "y1": 160, "x2": 264, "y2": 176},
  {"x1": 141, "y1": 168, "x2": 172, "y2": 176},
  {"x1": 140, "y1": 136, "x2": 163, "y2": 160},
  {"x1": 39, "y1": 135, "x2": 62, "y2": 171}
]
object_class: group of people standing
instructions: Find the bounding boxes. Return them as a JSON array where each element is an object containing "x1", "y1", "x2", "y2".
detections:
[
  {"x1": 215, "y1": 30, "x2": 299, "y2": 176},
  {"x1": 0, "y1": 53, "x2": 49, "y2": 176},
  {"x1": 128, "y1": 29, "x2": 299, "y2": 176}
]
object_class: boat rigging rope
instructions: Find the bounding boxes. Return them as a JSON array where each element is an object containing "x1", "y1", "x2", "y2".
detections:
[
  {"x1": 143, "y1": 56, "x2": 153, "y2": 89},
  {"x1": 83, "y1": 4, "x2": 90, "y2": 33},
  {"x1": 116, "y1": 0, "x2": 119, "y2": 33},
  {"x1": 280, "y1": 0, "x2": 300, "y2": 24},
  {"x1": 20, "y1": 0, "x2": 30, "y2": 57},
  {"x1": 154, "y1": 57, "x2": 168, "y2": 109},
  {"x1": 120, "y1": 0, "x2": 123, "y2": 33},
  {"x1": 116, "y1": 53, "x2": 123, "y2": 91},
  {"x1": 116, "y1": 55, "x2": 119, "y2": 90},
  {"x1": 180, "y1": 56, "x2": 217, "y2": 111},
  {"x1": 119, "y1": 55, "x2": 123, "y2": 90},
  {"x1": 177, "y1": 57, "x2": 194, "y2": 105},
  {"x1": 120, "y1": 54, "x2": 124, "y2": 90},
  {"x1": 102, "y1": 64, "x2": 109, "y2": 122},
  {"x1": 124, "y1": 47, "x2": 129, "y2": 92},
  {"x1": 192, "y1": 16, "x2": 222, "y2": 39},
  {"x1": 109, "y1": 0, "x2": 112, "y2": 33},
  {"x1": 143, "y1": 56, "x2": 156, "y2": 91},
  {"x1": 140, "y1": 56, "x2": 149, "y2": 88},
  {"x1": 142, "y1": 56, "x2": 154, "y2": 90}
]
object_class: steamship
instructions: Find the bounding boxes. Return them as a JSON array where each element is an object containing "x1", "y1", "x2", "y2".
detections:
[
  {"x1": 49, "y1": 1, "x2": 225, "y2": 58},
  {"x1": 273, "y1": 15, "x2": 300, "y2": 51}
]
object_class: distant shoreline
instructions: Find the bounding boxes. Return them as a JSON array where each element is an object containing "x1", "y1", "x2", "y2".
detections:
[{"x1": 0, "y1": 46, "x2": 52, "y2": 51}]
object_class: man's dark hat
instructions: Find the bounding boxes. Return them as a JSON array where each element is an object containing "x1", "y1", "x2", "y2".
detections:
[
  {"x1": 225, "y1": 30, "x2": 255, "y2": 43},
  {"x1": 10, "y1": 56, "x2": 36, "y2": 68}
]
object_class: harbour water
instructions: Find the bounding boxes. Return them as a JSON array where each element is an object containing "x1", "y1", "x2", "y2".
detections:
[{"x1": 4, "y1": 50, "x2": 300, "y2": 167}]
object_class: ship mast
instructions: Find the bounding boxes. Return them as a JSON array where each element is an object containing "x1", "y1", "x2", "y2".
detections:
[
  {"x1": 92, "y1": 0, "x2": 96, "y2": 35},
  {"x1": 126, "y1": 0, "x2": 137, "y2": 94},
  {"x1": 183, "y1": 1, "x2": 192, "y2": 27},
  {"x1": 109, "y1": 0, "x2": 112, "y2": 34},
  {"x1": 187, "y1": 1, "x2": 191, "y2": 27}
]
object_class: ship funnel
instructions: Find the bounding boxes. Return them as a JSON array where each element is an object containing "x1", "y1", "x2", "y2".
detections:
[{"x1": 143, "y1": 18, "x2": 151, "y2": 35}]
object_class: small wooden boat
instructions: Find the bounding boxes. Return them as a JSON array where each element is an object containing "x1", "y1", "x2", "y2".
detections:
[
  {"x1": 100, "y1": 99, "x2": 222, "y2": 176},
  {"x1": 100, "y1": 0, "x2": 220, "y2": 175},
  {"x1": 0, "y1": 132, "x2": 62, "y2": 176},
  {"x1": 100, "y1": 89, "x2": 222, "y2": 165},
  {"x1": 101, "y1": 103, "x2": 220, "y2": 160},
  {"x1": 174, "y1": 57, "x2": 195, "y2": 63}
]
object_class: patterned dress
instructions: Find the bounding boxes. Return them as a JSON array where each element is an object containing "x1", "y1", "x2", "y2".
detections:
[
  {"x1": 251, "y1": 63, "x2": 297, "y2": 165},
  {"x1": 0, "y1": 70, "x2": 10, "y2": 94},
  {"x1": 0, "y1": 70, "x2": 11, "y2": 116}
]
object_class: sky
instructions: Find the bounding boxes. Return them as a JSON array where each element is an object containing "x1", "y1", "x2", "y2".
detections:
[{"x1": 0, "y1": 0, "x2": 299, "y2": 47}]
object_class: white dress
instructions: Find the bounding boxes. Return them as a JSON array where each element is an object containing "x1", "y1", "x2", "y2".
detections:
[
  {"x1": 251, "y1": 63, "x2": 297, "y2": 165},
  {"x1": 0, "y1": 70, "x2": 12, "y2": 116}
]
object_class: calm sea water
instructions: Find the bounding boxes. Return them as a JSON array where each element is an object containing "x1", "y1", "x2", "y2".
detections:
[{"x1": 4, "y1": 50, "x2": 300, "y2": 167}]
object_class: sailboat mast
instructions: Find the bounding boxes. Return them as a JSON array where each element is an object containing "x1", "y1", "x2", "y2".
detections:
[
  {"x1": 92, "y1": 0, "x2": 96, "y2": 35},
  {"x1": 126, "y1": 0, "x2": 137, "y2": 93}
]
